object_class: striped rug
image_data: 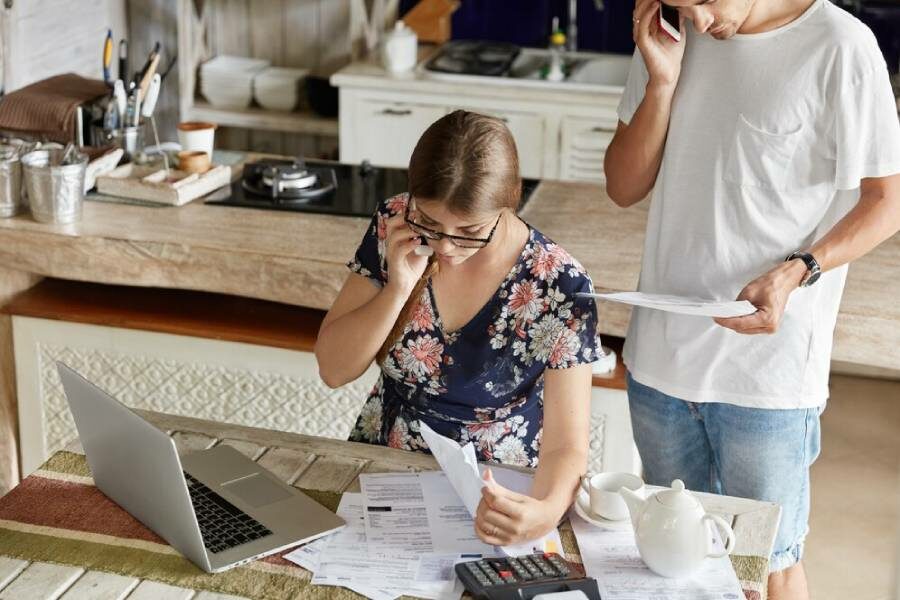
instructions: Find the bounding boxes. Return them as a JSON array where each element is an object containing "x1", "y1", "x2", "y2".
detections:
[{"x1": 0, "y1": 451, "x2": 767, "y2": 599}]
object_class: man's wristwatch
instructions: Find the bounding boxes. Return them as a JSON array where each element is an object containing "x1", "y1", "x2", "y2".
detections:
[{"x1": 785, "y1": 251, "x2": 821, "y2": 287}]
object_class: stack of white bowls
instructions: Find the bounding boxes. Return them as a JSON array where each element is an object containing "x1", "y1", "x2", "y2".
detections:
[
  {"x1": 200, "y1": 55, "x2": 270, "y2": 108},
  {"x1": 253, "y1": 67, "x2": 309, "y2": 112}
]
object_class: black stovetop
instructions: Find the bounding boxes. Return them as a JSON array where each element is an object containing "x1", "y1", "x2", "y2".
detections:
[
  {"x1": 205, "y1": 157, "x2": 538, "y2": 218},
  {"x1": 206, "y1": 158, "x2": 406, "y2": 218}
]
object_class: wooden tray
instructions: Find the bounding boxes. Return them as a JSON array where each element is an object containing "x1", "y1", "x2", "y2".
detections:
[{"x1": 96, "y1": 163, "x2": 232, "y2": 206}]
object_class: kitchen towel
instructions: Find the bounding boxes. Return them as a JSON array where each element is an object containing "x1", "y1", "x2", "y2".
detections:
[{"x1": 0, "y1": 74, "x2": 108, "y2": 143}]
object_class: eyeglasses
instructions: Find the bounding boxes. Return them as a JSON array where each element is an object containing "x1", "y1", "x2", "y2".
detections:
[{"x1": 404, "y1": 201, "x2": 501, "y2": 249}]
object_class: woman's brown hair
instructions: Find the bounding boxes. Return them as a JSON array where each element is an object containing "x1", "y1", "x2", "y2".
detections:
[{"x1": 375, "y1": 110, "x2": 522, "y2": 363}]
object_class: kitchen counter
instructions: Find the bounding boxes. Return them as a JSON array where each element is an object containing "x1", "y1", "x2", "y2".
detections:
[
  {"x1": 330, "y1": 49, "x2": 625, "y2": 107},
  {"x1": 0, "y1": 179, "x2": 896, "y2": 371}
]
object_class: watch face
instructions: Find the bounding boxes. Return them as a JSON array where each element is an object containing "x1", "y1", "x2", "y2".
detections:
[{"x1": 803, "y1": 270, "x2": 821, "y2": 287}]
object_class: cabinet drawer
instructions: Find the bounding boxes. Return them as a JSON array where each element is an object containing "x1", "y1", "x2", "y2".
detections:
[
  {"x1": 353, "y1": 100, "x2": 447, "y2": 168},
  {"x1": 468, "y1": 109, "x2": 546, "y2": 179},
  {"x1": 560, "y1": 116, "x2": 617, "y2": 182}
]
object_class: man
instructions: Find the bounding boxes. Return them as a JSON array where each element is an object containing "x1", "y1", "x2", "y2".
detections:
[{"x1": 604, "y1": 0, "x2": 900, "y2": 598}]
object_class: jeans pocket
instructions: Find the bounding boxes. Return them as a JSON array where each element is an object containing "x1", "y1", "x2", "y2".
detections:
[{"x1": 724, "y1": 113, "x2": 803, "y2": 191}]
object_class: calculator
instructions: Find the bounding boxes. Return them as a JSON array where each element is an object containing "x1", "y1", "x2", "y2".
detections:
[{"x1": 454, "y1": 553, "x2": 602, "y2": 600}]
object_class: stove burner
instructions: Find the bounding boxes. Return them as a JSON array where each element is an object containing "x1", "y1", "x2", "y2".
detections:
[{"x1": 241, "y1": 159, "x2": 336, "y2": 202}]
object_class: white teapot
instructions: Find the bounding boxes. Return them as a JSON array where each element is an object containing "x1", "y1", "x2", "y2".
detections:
[{"x1": 619, "y1": 479, "x2": 736, "y2": 578}]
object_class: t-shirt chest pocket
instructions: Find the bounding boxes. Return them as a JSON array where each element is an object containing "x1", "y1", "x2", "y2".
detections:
[{"x1": 724, "y1": 113, "x2": 804, "y2": 191}]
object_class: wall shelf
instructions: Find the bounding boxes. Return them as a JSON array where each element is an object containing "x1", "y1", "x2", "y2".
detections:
[{"x1": 186, "y1": 100, "x2": 338, "y2": 137}]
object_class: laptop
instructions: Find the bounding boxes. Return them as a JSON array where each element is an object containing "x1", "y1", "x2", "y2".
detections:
[{"x1": 57, "y1": 362, "x2": 345, "y2": 573}]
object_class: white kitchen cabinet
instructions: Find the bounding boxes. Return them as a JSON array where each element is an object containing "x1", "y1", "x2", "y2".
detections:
[
  {"x1": 13, "y1": 314, "x2": 638, "y2": 479},
  {"x1": 341, "y1": 92, "x2": 556, "y2": 180},
  {"x1": 13, "y1": 316, "x2": 378, "y2": 477},
  {"x1": 352, "y1": 99, "x2": 446, "y2": 168},
  {"x1": 334, "y1": 63, "x2": 624, "y2": 183},
  {"x1": 450, "y1": 106, "x2": 547, "y2": 179},
  {"x1": 560, "y1": 115, "x2": 618, "y2": 183}
]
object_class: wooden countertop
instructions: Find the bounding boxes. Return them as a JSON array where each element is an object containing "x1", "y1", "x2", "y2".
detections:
[{"x1": 0, "y1": 180, "x2": 896, "y2": 371}]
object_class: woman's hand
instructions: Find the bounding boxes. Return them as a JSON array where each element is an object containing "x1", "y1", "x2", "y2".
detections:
[
  {"x1": 384, "y1": 213, "x2": 430, "y2": 297},
  {"x1": 474, "y1": 469, "x2": 564, "y2": 546},
  {"x1": 633, "y1": 0, "x2": 686, "y2": 91}
]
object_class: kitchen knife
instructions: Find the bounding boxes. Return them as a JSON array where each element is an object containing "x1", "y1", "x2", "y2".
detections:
[{"x1": 141, "y1": 74, "x2": 161, "y2": 118}]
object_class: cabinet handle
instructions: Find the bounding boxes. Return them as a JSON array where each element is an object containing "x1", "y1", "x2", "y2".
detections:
[
  {"x1": 591, "y1": 126, "x2": 615, "y2": 133},
  {"x1": 380, "y1": 108, "x2": 413, "y2": 116}
]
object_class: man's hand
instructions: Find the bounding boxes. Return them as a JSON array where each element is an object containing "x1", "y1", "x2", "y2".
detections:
[
  {"x1": 473, "y1": 469, "x2": 561, "y2": 546},
  {"x1": 633, "y1": 0, "x2": 686, "y2": 91},
  {"x1": 714, "y1": 260, "x2": 808, "y2": 334}
]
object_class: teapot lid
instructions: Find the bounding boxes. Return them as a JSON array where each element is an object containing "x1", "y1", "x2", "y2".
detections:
[{"x1": 655, "y1": 479, "x2": 699, "y2": 509}]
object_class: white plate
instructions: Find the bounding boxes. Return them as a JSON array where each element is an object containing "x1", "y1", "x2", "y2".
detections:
[{"x1": 572, "y1": 488, "x2": 629, "y2": 528}]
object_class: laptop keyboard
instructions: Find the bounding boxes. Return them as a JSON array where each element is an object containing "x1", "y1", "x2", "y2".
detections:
[{"x1": 184, "y1": 472, "x2": 273, "y2": 554}]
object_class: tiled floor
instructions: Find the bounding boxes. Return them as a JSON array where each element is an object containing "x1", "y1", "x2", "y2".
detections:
[{"x1": 805, "y1": 374, "x2": 900, "y2": 600}]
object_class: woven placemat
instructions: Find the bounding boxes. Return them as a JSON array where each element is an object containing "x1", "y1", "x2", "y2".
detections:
[{"x1": 0, "y1": 451, "x2": 765, "y2": 599}]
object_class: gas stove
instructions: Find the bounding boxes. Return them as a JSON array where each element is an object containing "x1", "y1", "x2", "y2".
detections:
[
  {"x1": 206, "y1": 157, "x2": 538, "y2": 217},
  {"x1": 206, "y1": 158, "x2": 405, "y2": 217}
]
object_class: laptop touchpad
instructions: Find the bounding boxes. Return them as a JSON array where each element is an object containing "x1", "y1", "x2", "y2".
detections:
[{"x1": 222, "y1": 473, "x2": 292, "y2": 508}]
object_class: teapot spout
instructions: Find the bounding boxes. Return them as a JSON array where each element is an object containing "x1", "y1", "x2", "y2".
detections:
[{"x1": 619, "y1": 485, "x2": 646, "y2": 528}]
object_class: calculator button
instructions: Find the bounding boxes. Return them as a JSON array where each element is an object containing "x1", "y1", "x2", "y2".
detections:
[
  {"x1": 521, "y1": 556, "x2": 542, "y2": 576},
  {"x1": 508, "y1": 559, "x2": 532, "y2": 580},
  {"x1": 548, "y1": 555, "x2": 571, "y2": 576},
  {"x1": 534, "y1": 556, "x2": 556, "y2": 577}
]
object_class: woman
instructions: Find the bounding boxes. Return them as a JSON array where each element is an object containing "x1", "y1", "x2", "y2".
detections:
[{"x1": 315, "y1": 111, "x2": 598, "y2": 546}]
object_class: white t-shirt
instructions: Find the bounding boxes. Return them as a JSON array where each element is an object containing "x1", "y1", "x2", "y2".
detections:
[{"x1": 618, "y1": 0, "x2": 900, "y2": 409}]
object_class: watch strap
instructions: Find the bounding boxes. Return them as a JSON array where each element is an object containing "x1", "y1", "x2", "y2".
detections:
[{"x1": 785, "y1": 251, "x2": 821, "y2": 287}]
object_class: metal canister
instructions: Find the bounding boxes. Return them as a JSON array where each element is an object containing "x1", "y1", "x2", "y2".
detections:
[
  {"x1": 91, "y1": 121, "x2": 143, "y2": 162},
  {"x1": 0, "y1": 145, "x2": 23, "y2": 218},
  {"x1": 21, "y1": 149, "x2": 88, "y2": 225}
]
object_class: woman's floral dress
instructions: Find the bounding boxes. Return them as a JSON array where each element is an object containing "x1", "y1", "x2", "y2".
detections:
[{"x1": 347, "y1": 194, "x2": 599, "y2": 468}]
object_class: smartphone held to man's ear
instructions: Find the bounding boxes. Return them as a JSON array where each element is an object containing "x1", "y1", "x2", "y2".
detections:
[{"x1": 659, "y1": 4, "x2": 681, "y2": 42}]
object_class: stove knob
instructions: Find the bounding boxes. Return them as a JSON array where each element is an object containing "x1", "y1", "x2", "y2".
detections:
[{"x1": 360, "y1": 159, "x2": 374, "y2": 177}]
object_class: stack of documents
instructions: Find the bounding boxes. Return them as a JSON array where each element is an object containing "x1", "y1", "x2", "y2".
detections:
[
  {"x1": 285, "y1": 424, "x2": 562, "y2": 599},
  {"x1": 577, "y1": 291, "x2": 757, "y2": 319}
]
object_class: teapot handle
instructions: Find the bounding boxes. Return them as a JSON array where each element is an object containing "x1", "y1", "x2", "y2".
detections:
[{"x1": 703, "y1": 514, "x2": 736, "y2": 558}]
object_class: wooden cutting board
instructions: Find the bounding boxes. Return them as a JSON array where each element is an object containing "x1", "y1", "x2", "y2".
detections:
[{"x1": 96, "y1": 162, "x2": 231, "y2": 206}]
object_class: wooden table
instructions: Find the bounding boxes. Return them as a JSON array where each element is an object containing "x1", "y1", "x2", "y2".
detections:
[{"x1": 0, "y1": 411, "x2": 781, "y2": 600}]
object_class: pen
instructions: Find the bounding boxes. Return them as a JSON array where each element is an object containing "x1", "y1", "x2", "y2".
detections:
[
  {"x1": 119, "y1": 39, "x2": 128, "y2": 82},
  {"x1": 102, "y1": 29, "x2": 113, "y2": 83}
]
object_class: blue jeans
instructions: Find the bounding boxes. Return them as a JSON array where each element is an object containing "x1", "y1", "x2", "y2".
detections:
[{"x1": 626, "y1": 372, "x2": 823, "y2": 573}]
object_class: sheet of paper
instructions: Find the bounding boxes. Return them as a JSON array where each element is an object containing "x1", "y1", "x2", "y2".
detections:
[
  {"x1": 576, "y1": 291, "x2": 756, "y2": 318},
  {"x1": 570, "y1": 512, "x2": 745, "y2": 600},
  {"x1": 398, "y1": 423, "x2": 565, "y2": 556},
  {"x1": 361, "y1": 471, "x2": 497, "y2": 556},
  {"x1": 287, "y1": 492, "x2": 463, "y2": 600},
  {"x1": 419, "y1": 421, "x2": 484, "y2": 516},
  {"x1": 284, "y1": 492, "x2": 403, "y2": 600}
]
